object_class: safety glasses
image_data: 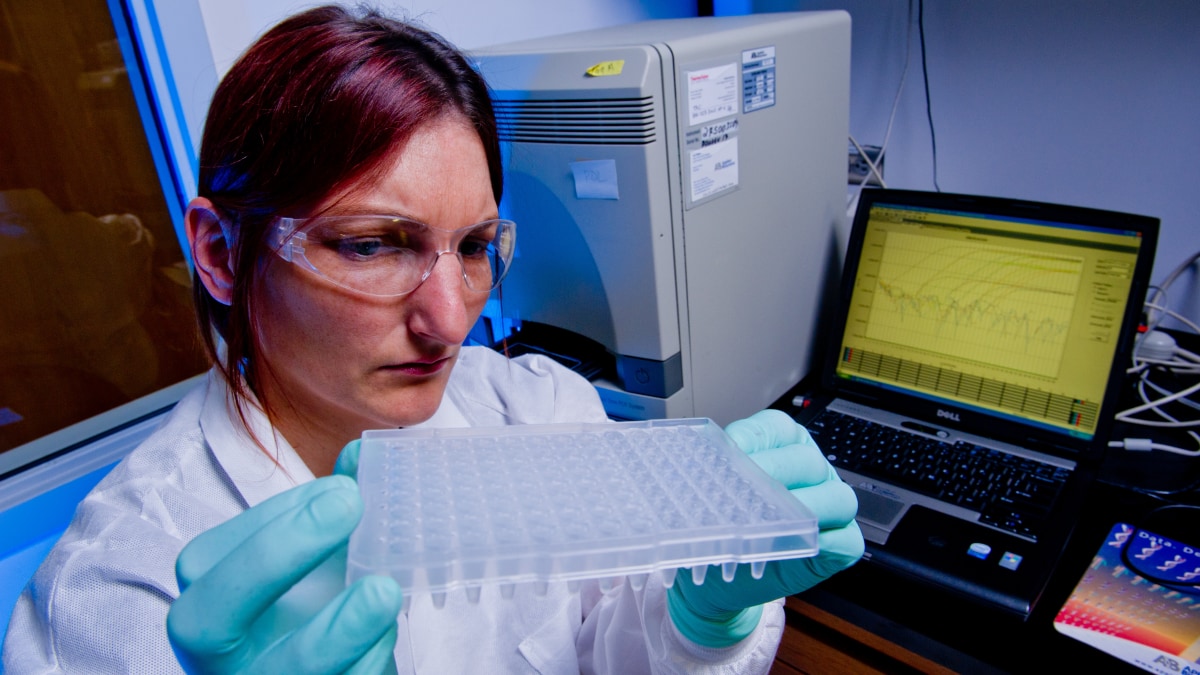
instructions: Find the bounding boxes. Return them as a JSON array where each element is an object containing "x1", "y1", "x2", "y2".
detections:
[{"x1": 268, "y1": 215, "x2": 516, "y2": 297}]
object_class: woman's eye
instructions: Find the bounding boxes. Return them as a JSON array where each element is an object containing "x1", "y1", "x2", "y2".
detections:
[
  {"x1": 459, "y1": 239, "x2": 490, "y2": 257},
  {"x1": 335, "y1": 238, "x2": 384, "y2": 257}
]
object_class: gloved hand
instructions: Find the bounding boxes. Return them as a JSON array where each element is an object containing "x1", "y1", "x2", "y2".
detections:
[
  {"x1": 167, "y1": 441, "x2": 403, "y2": 674},
  {"x1": 667, "y1": 409, "x2": 864, "y2": 648}
]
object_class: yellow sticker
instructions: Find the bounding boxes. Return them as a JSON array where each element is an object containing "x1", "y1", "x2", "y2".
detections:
[{"x1": 586, "y1": 60, "x2": 625, "y2": 77}]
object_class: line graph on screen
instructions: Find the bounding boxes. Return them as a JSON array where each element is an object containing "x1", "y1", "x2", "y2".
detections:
[{"x1": 864, "y1": 231, "x2": 1083, "y2": 377}]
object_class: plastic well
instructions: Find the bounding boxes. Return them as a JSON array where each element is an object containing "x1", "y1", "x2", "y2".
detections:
[{"x1": 347, "y1": 418, "x2": 818, "y2": 608}]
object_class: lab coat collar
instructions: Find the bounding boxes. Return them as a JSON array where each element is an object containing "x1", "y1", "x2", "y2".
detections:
[{"x1": 197, "y1": 369, "x2": 315, "y2": 508}]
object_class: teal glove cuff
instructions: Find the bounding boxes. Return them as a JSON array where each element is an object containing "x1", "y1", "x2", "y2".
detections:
[{"x1": 666, "y1": 579, "x2": 765, "y2": 649}]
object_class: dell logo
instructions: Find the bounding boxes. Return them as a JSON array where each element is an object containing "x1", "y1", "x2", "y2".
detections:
[{"x1": 937, "y1": 409, "x2": 961, "y2": 423}]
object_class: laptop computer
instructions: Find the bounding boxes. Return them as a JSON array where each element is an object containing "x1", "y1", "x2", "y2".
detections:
[{"x1": 784, "y1": 189, "x2": 1159, "y2": 617}]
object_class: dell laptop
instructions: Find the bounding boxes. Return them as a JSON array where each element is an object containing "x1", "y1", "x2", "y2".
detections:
[{"x1": 787, "y1": 188, "x2": 1159, "y2": 617}]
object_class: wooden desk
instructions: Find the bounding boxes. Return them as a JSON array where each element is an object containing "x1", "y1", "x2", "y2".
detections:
[{"x1": 773, "y1": 595, "x2": 958, "y2": 674}]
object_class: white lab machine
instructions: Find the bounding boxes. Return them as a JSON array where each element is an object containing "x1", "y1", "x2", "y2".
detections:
[{"x1": 471, "y1": 12, "x2": 851, "y2": 425}]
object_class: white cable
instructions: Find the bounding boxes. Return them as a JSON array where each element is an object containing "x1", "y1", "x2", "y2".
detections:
[
  {"x1": 1116, "y1": 378, "x2": 1200, "y2": 418},
  {"x1": 1153, "y1": 367, "x2": 1200, "y2": 376},
  {"x1": 868, "y1": 0, "x2": 913, "y2": 186},
  {"x1": 1117, "y1": 372, "x2": 1200, "y2": 437},
  {"x1": 1145, "y1": 250, "x2": 1200, "y2": 331},
  {"x1": 1124, "y1": 333, "x2": 1200, "y2": 422},
  {"x1": 1134, "y1": 378, "x2": 1198, "y2": 424},
  {"x1": 1118, "y1": 419, "x2": 1200, "y2": 428},
  {"x1": 1175, "y1": 346, "x2": 1200, "y2": 363},
  {"x1": 1121, "y1": 330, "x2": 1200, "y2": 418},
  {"x1": 1112, "y1": 376, "x2": 1200, "y2": 454},
  {"x1": 1143, "y1": 284, "x2": 1165, "y2": 328},
  {"x1": 1131, "y1": 357, "x2": 1200, "y2": 375},
  {"x1": 1109, "y1": 438, "x2": 1200, "y2": 456},
  {"x1": 1112, "y1": 277, "x2": 1200, "y2": 455},
  {"x1": 1144, "y1": 303, "x2": 1200, "y2": 335},
  {"x1": 849, "y1": 134, "x2": 887, "y2": 188},
  {"x1": 1137, "y1": 357, "x2": 1200, "y2": 371},
  {"x1": 848, "y1": 0, "x2": 913, "y2": 197},
  {"x1": 1141, "y1": 377, "x2": 1200, "y2": 412},
  {"x1": 1148, "y1": 250, "x2": 1200, "y2": 311}
]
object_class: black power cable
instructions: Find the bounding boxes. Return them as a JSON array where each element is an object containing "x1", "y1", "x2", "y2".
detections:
[{"x1": 918, "y1": 0, "x2": 941, "y2": 192}]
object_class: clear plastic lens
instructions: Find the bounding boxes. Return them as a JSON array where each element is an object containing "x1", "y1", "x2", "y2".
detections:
[{"x1": 273, "y1": 216, "x2": 515, "y2": 296}]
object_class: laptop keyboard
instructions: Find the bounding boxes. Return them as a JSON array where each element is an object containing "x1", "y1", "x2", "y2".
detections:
[{"x1": 805, "y1": 410, "x2": 1071, "y2": 540}]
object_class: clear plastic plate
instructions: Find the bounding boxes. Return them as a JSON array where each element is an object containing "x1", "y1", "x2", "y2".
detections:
[{"x1": 348, "y1": 418, "x2": 818, "y2": 608}]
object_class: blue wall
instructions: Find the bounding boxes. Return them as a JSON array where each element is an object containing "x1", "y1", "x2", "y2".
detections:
[{"x1": 733, "y1": 0, "x2": 1200, "y2": 330}]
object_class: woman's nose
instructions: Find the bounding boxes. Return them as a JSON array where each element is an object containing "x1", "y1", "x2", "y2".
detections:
[{"x1": 406, "y1": 252, "x2": 473, "y2": 343}]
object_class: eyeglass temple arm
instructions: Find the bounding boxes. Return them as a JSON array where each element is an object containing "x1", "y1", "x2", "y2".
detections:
[{"x1": 269, "y1": 223, "x2": 320, "y2": 273}]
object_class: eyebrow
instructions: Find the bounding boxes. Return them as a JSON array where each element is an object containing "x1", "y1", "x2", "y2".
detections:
[
  {"x1": 317, "y1": 206, "x2": 415, "y2": 219},
  {"x1": 319, "y1": 206, "x2": 500, "y2": 224},
  {"x1": 302, "y1": 213, "x2": 505, "y2": 236}
]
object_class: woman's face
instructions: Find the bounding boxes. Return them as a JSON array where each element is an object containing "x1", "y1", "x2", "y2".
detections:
[{"x1": 254, "y1": 116, "x2": 497, "y2": 452}]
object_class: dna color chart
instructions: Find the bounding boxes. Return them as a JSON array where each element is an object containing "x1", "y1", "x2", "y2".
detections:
[
  {"x1": 866, "y1": 232, "x2": 1083, "y2": 378},
  {"x1": 1054, "y1": 523, "x2": 1200, "y2": 674}
]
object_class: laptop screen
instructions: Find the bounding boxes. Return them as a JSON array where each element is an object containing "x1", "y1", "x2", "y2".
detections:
[{"x1": 835, "y1": 192, "x2": 1154, "y2": 442}]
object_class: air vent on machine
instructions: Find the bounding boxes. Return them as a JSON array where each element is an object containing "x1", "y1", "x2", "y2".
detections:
[{"x1": 492, "y1": 97, "x2": 656, "y2": 145}]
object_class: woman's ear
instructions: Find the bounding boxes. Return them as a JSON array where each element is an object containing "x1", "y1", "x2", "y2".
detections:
[{"x1": 186, "y1": 197, "x2": 236, "y2": 306}]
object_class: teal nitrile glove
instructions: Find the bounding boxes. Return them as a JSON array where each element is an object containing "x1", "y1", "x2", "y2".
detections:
[
  {"x1": 667, "y1": 409, "x2": 865, "y2": 648},
  {"x1": 167, "y1": 442, "x2": 402, "y2": 674}
]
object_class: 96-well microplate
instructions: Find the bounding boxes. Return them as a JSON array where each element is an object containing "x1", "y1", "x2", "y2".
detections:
[{"x1": 348, "y1": 418, "x2": 818, "y2": 608}]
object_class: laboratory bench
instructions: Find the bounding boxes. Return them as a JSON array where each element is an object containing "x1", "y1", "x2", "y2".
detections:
[{"x1": 767, "y1": 334, "x2": 1200, "y2": 674}]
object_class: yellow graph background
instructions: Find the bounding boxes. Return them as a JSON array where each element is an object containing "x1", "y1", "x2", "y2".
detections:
[{"x1": 864, "y1": 232, "x2": 1084, "y2": 377}]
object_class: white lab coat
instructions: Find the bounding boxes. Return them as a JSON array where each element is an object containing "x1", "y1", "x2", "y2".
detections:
[{"x1": 3, "y1": 346, "x2": 784, "y2": 674}]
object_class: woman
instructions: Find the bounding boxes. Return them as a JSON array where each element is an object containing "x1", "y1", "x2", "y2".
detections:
[{"x1": 3, "y1": 5, "x2": 862, "y2": 673}]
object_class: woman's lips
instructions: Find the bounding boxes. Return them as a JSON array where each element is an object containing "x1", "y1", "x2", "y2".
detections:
[{"x1": 385, "y1": 355, "x2": 451, "y2": 376}]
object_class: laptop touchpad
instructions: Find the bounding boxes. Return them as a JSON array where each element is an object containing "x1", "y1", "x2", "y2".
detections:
[{"x1": 851, "y1": 486, "x2": 907, "y2": 542}]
